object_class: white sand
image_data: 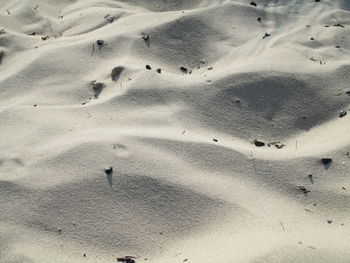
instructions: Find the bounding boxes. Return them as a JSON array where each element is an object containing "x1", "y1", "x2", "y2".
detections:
[{"x1": 1, "y1": 0, "x2": 350, "y2": 262}]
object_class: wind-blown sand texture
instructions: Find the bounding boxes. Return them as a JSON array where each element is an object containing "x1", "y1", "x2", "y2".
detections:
[{"x1": 1, "y1": 0, "x2": 350, "y2": 262}]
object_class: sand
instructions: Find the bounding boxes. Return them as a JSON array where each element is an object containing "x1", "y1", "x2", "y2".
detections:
[{"x1": 0, "y1": 0, "x2": 350, "y2": 262}]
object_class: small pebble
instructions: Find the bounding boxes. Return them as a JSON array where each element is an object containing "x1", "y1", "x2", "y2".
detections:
[
  {"x1": 339, "y1": 110, "x2": 347, "y2": 118},
  {"x1": 254, "y1": 140, "x2": 265, "y2": 147},
  {"x1": 141, "y1": 32, "x2": 149, "y2": 41},
  {"x1": 146, "y1": 65, "x2": 152, "y2": 70},
  {"x1": 321, "y1": 158, "x2": 332, "y2": 165},
  {"x1": 97, "y1": 40, "x2": 104, "y2": 46},
  {"x1": 180, "y1": 66, "x2": 188, "y2": 73},
  {"x1": 104, "y1": 166, "x2": 113, "y2": 175}
]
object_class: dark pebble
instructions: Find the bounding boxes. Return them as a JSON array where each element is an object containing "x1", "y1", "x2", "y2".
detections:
[
  {"x1": 321, "y1": 158, "x2": 332, "y2": 165},
  {"x1": 254, "y1": 140, "x2": 265, "y2": 147},
  {"x1": 339, "y1": 111, "x2": 347, "y2": 118},
  {"x1": 180, "y1": 66, "x2": 188, "y2": 73},
  {"x1": 104, "y1": 166, "x2": 113, "y2": 175}
]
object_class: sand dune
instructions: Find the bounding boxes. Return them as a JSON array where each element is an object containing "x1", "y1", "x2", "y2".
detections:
[{"x1": 1, "y1": 0, "x2": 350, "y2": 262}]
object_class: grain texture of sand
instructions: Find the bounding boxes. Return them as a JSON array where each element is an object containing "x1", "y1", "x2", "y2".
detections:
[{"x1": 1, "y1": 0, "x2": 350, "y2": 262}]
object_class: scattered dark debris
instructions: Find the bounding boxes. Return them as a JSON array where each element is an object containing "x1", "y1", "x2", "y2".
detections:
[
  {"x1": 180, "y1": 66, "x2": 188, "y2": 73},
  {"x1": 332, "y1": 15, "x2": 345, "y2": 28},
  {"x1": 327, "y1": 219, "x2": 332, "y2": 224},
  {"x1": 336, "y1": 45, "x2": 341, "y2": 48},
  {"x1": 104, "y1": 166, "x2": 113, "y2": 175},
  {"x1": 267, "y1": 141, "x2": 285, "y2": 149},
  {"x1": 339, "y1": 110, "x2": 347, "y2": 118},
  {"x1": 141, "y1": 32, "x2": 149, "y2": 41},
  {"x1": 207, "y1": 66, "x2": 213, "y2": 70},
  {"x1": 299, "y1": 186, "x2": 310, "y2": 195},
  {"x1": 308, "y1": 174, "x2": 313, "y2": 184},
  {"x1": 41, "y1": 36, "x2": 49, "y2": 40},
  {"x1": 0, "y1": 51, "x2": 3, "y2": 64},
  {"x1": 250, "y1": 1, "x2": 257, "y2": 7},
  {"x1": 156, "y1": 68, "x2": 161, "y2": 73},
  {"x1": 257, "y1": 17, "x2": 262, "y2": 23},
  {"x1": 213, "y1": 138, "x2": 218, "y2": 142},
  {"x1": 146, "y1": 65, "x2": 152, "y2": 70},
  {"x1": 333, "y1": 22, "x2": 345, "y2": 28},
  {"x1": 117, "y1": 256, "x2": 136, "y2": 263},
  {"x1": 253, "y1": 140, "x2": 265, "y2": 147},
  {"x1": 111, "y1": 66, "x2": 124, "y2": 81},
  {"x1": 263, "y1": 32, "x2": 270, "y2": 39},
  {"x1": 321, "y1": 158, "x2": 332, "y2": 165}
]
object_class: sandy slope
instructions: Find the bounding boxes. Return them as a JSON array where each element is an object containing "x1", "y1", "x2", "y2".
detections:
[{"x1": 0, "y1": 0, "x2": 350, "y2": 262}]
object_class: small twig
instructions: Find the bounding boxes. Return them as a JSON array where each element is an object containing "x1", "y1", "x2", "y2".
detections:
[
  {"x1": 251, "y1": 150, "x2": 258, "y2": 176},
  {"x1": 7, "y1": 9, "x2": 11, "y2": 15},
  {"x1": 280, "y1": 222, "x2": 286, "y2": 232},
  {"x1": 160, "y1": 0, "x2": 169, "y2": 11},
  {"x1": 91, "y1": 43, "x2": 95, "y2": 56},
  {"x1": 199, "y1": 60, "x2": 208, "y2": 75},
  {"x1": 34, "y1": 5, "x2": 39, "y2": 10}
]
